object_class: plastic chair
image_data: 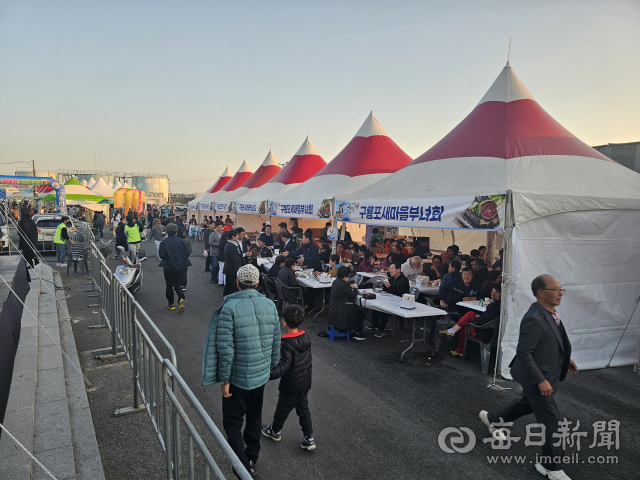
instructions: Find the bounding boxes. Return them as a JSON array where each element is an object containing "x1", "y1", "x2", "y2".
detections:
[
  {"x1": 409, "y1": 286, "x2": 420, "y2": 302},
  {"x1": 462, "y1": 318, "x2": 500, "y2": 374},
  {"x1": 261, "y1": 273, "x2": 277, "y2": 302},
  {"x1": 274, "y1": 278, "x2": 305, "y2": 311},
  {"x1": 327, "y1": 326, "x2": 350, "y2": 342}
]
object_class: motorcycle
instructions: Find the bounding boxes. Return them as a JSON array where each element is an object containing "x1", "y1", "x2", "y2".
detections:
[{"x1": 115, "y1": 245, "x2": 147, "y2": 294}]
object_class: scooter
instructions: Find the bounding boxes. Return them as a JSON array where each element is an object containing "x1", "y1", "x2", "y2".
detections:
[{"x1": 115, "y1": 246, "x2": 147, "y2": 294}]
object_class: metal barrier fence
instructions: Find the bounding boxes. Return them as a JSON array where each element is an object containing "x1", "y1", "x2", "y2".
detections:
[{"x1": 86, "y1": 233, "x2": 251, "y2": 479}]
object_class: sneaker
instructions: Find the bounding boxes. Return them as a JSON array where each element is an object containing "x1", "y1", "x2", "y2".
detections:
[
  {"x1": 210, "y1": 279, "x2": 218, "y2": 284},
  {"x1": 178, "y1": 298, "x2": 185, "y2": 314},
  {"x1": 438, "y1": 329, "x2": 455, "y2": 337},
  {"x1": 56, "y1": 263, "x2": 61, "y2": 267},
  {"x1": 479, "y1": 411, "x2": 506, "y2": 440},
  {"x1": 232, "y1": 467, "x2": 260, "y2": 479},
  {"x1": 300, "y1": 436, "x2": 316, "y2": 451},
  {"x1": 60, "y1": 263, "x2": 67, "y2": 267},
  {"x1": 352, "y1": 332, "x2": 366, "y2": 341},
  {"x1": 449, "y1": 350, "x2": 463, "y2": 358},
  {"x1": 181, "y1": 286, "x2": 187, "y2": 291},
  {"x1": 317, "y1": 331, "x2": 329, "y2": 338},
  {"x1": 168, "y1": 304, "x2": 176, "y2": 311},
  {"x1": 374, "y1": 331, "x2": 385, "y2": 338},
  {"x1": 535, "y1": 464, "x2": 572, "y2": 480},
  {"x1": 261, "y1": 424, "x2": 281, "y2": 442},
  {"x1": 365, "y1": 325, "x2": 375, "y2": 330}
]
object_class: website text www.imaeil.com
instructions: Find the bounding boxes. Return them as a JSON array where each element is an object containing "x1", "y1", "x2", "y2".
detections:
[{"x1": 438, "y1": 418, "x2": 621, "y2": 465}]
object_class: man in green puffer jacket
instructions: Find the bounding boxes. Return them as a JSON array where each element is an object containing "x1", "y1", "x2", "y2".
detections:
[{"x1": 202, "y1": 264, "x2": 280, "y2": 478}]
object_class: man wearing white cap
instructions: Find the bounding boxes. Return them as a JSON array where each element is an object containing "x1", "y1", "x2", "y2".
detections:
[{"x1": 202, "y1": 264, "x2": 281, "y2": 478}]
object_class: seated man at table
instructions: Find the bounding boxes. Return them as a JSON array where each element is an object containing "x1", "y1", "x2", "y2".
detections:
[
  {"x1": 284, "y1": 231, "x2": 322, "y2": 272},
  {"x1": 257, "y1": 237, "x2": 273, "y2": 258},
  {"x1": 358, "y1": 251, "x2": 375, "y2": 273},
  {"x1": 471, "y1": 258, "x2": 489, "y2": 285},
  {"x1": 267, "y1": 255, "x2": 286, "y2": 293},
  {"x1": 277, "y1": 231, "x2": 297, "y2": 254},
  {"x1": 336, "y1": 242, "x2": 349, "y2": 263},
  {"x1": 469, "y1": 249, "x2": 481, "y2": 264},
  {"x1": 380, "y1": 252, "x2": 393, "y2": 270},
  {"x1": 318, "y1": 242, "x2": 331, "y2": 264},
  {"x1": 367, "y1": 262, "x2": 410, "y2": 338},
  {"x1": 401, "y1": 256, "x2": 422, "y2": 279},
  {"x1": 440, "y1": 252, "x2": 450, "y2": 269},
  {"x1": 258, "y1": 223, "x2": 275, "y2": 248},
  {"x1": 325, "y1": 266, "x2": 365, "y2": 341},
  {"x1": 482, "y1": 269, "x2": 502, "y2": 298},
  {"x1": 438, "y1": 285, "x2": 501, "y2": 357},
  {"x1": 438, "y1": 261, "x2": 462, "y2": 310},
  {"x1": 424, "y1": 255, "x2": 445, "y2": 280},
  {"x1": 278, "y1": 258, "x2": 309, "y2": 308},
  {"x1": 440, "y1": 267, "x2": 482, "y2": 313},
  {"x1": 413, "y1": 238, "x2": 431, "y2": 259}
]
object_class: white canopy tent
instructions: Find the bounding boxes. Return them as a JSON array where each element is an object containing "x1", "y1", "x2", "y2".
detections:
[
  {"x1": 90, "y1": 177, "x2": 115, "y2": 197},
  {"x1": 113, "y1": 180, "x2": 123, "y2": 190},
  {"x1": 342, "y1": 62, "x2": 640, "y2": 373},
  {"x1": 233, "y1": 136, "x2": 328, "y2": 232},
  {"x1": 188, "y1": 166, "x2": 233, "y2": 217}
]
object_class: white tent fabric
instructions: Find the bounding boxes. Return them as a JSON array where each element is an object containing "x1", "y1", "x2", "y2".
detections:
[
  {"x1": 113, "y1": 180, "x2": 123, "y2": 190},
  {"x1": 87, "y1": 177, "x2": 97, "y2": 189},
  {"x1": 81, "y1": 178, "x2": 89, "y2": 187},
  {"x1": 121, "y1": 181, "x2": 132, "y2": 189},
  {"x1": 91, "y1": 177, "x2": 115, "y2": 197},
  {"x1": 343, "y1": 62, "x2": 640, "y2": 373}
]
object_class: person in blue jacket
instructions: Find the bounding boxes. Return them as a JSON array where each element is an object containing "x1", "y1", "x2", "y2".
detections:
[
  {"x1": 201, "y1": 264, "x2": 280, "y2": 478},
  {"x1": 283, "y1": 232, "x2": 321, "y2": 271}
]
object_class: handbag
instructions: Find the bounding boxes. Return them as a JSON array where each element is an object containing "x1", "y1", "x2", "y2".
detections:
[{"x1": 363, "y1": 292, "x2": 377, "y2": 300}]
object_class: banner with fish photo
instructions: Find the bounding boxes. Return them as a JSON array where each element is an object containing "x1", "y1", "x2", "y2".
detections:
[{"x1": 335, "y1": 195, "x2": 507, "y2": 231}]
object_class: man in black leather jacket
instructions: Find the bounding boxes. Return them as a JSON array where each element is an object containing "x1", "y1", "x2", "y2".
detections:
[{"x1": 262, "y1": 305, "x2": 315, "y2": 451}]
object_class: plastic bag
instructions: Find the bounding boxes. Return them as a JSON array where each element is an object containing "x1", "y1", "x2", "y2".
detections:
[{"x1": 203, "y1": 249, "x2": 208, "y2": 257}]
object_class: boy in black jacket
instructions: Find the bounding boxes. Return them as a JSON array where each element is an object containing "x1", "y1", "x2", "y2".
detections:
[{"x1": 262, "y1": 305, "x2": 315, "y2": 451}]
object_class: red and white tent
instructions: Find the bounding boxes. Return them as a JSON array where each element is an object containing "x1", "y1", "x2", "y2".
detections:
[
  {"x1": 214, "y1": 151, "x2": 282, "y2": 211},
  {"x1": 269, "y1": 112, "x2": 412, "y2": 219},
  {"x1": 234, "y1": 137, "x2": 327, "y2": 215},
  {"x1": 188, "y1": 167, "x2": 232, "y2": 211},
  {"x1": 343, "y1": 62, "x2": 640, "y2": 373},
  {"x1": 200, "y1": 161, "x2": 253, "y2": 209}
]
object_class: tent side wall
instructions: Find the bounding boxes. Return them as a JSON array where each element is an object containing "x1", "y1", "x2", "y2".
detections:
[{"x1": 500, "y1": 208, "x2": 640, "y2": 374}]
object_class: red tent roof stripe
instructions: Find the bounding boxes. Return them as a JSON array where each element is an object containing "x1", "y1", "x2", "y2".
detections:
[
  {"x1": 206, "y1": 167, "x2": 233, "y2": 193},
  {"x1": 238, "y1": 165, "x2": 281, "y2": 189},
  {"x1": 267, "y1": 137, "x2": 327, "y2": 185},
  {"x1": 269, "y1": 154, "x2": 327, "y2": 185},
  {"x1": 222, "y1": 161, "x2": 254, "y2": 192},
  {"x1": 413, "y1": 99, "x2": 613, "y2": 164},
  {"x1": 316, "y1": 135, "x2": 412, "y2": 177}
]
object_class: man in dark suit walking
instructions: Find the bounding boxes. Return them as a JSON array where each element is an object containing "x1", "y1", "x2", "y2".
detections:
[
  {"x1": 480, "y1": 274, "x2": 578, "y2": 480},
  {"x1": 223, "y1": 229, "x2": 246, "y2": 297}
]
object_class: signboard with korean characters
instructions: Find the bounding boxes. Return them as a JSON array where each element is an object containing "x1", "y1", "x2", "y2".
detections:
[
  {"x1": 267, "y1": 198, "x2": 333, "y2": 220},
  {"x1": 335, "y1": 195, "x2": 507, "y2": 231},
  {"x1": 235, "y1": 200, "x2": 268, "y2": 215}
]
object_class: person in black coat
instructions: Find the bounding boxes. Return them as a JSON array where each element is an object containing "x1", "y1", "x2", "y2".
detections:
[
  {"x1": 217, "y1": 231, "x2": 228, "y2": 284},
  {"x1": 438, "y1": 284, "x2": 502, "y2": 356},
  {"x1": 440, "y1": 267, "x2": 482, "y2": 314},
  {"x1": 369, "y1": 262, "x2": 411, "y2": 337},
  {"x1": 471, "y1": 258, "x2": 489, "y2": 285},
  {"x1": 277, "y1": 258, "x2": 302, "y2": 305},
  {"x1": 17, "y1": 208, "x2": 39, "y2": 268},
  {"x1": 276, "y1": 231, "x2": 297, "y2": 254},
  {"x1": 267, "y1": 255, "x2": 285, "y2": 294},
  {"x1": 262, "y1": 305, "x2": 314, "y2": 448},
  {"x1": 327, "y1": 266, "x2": 365, "y2": 340},
  {"x1": 223, "y1": 229, "x2": 245, "y2": 297},
  {"x1": 115, "y1": 219, "x2": 128, "y2": 257},
  {"x1": 483, "y1": 275, "x2": 578, "y2": 478}
]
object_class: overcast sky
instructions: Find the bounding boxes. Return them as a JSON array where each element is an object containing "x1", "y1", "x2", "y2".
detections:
[{"x1": 1, "y1": 1, "x2": 638, "y2": 192}]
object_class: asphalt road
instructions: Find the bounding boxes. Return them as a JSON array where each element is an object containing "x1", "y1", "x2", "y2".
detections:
[{"x1": 92, "y1": 230, "x2": 640, "y2": 480}]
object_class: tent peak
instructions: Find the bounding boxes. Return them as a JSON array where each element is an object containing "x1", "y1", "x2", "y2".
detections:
[
  {"x1": 477, "y1": 63, "x2": 534, "y2": 105},
  {"x1": 354, "y1": 111, "x2": 389, "y2": 138},
  {"x1": 294, "y1": 136, "x2": 320, "y2": 157},
  {"x1": 220, "y1": 166, "x2": 232, "y2": 177},
  {"x1": 261, "y1": 150, "x2": 279, "y2": 167},
  {"x1": 237, "y1": 160, "x2": 253, "y2": 173}
]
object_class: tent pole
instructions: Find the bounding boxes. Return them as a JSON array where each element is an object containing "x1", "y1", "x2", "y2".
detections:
[
  {"x1": 488, "y1": 190, "x2": 513, "y2": 391},
  {"x1": 331, "y1": 197, "x2": 337, "y2": 254}
]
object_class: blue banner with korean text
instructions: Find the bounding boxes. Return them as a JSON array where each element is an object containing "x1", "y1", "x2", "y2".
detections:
[{"x1": 335, "y1": 195, "x2": 507, "y2": 230}]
